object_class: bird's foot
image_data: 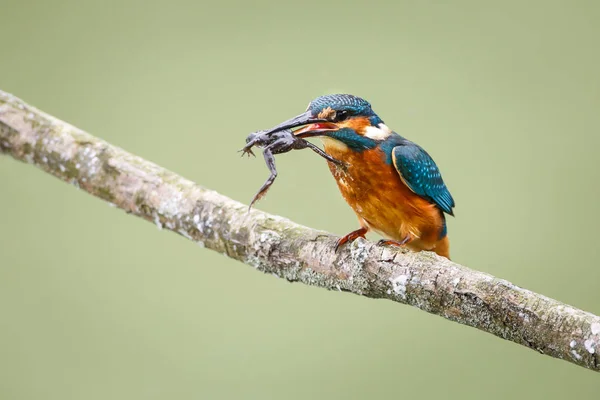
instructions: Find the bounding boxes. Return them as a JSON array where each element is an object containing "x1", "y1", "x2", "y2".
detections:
[
  {"x1": 377, "y1": 236, "x2": 412, "y2": 247},
  {"x1": 335, "y1": 227, "x2": 369, "y2": 252}
]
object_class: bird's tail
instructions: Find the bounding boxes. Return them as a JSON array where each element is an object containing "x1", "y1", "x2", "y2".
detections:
[
  {"x1": 434, "y1": 236, "x2": 450, "y2": 259},
  {"x1": 406, "y1": 236, "x2": 451, "y2": 259}
]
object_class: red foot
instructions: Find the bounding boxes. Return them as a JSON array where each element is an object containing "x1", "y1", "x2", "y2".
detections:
[
  {"x1": 377, "y1": 236, "x2": 411, "y2": 247},
  {"x1": 335, "y1": 227, "x2": 369, "y2": 252}
]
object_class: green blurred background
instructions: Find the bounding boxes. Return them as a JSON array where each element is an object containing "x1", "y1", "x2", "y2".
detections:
[{"x1": 1, "y1": 0, "x2": 599, "y2": 398}]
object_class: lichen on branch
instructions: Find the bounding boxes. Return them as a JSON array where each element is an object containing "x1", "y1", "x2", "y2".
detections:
[{"x1": 1, "y1": 89, "x2": 599, "y2": 373}]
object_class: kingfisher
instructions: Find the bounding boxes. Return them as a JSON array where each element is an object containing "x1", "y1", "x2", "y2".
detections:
[{"x1": 262, "y1": 94, "x2": 455, "y2": 259}]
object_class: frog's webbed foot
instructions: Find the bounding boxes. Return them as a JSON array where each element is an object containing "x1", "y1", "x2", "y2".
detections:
[{"x1": 248, "y1": 147, "x2": 278, "y2": 210}]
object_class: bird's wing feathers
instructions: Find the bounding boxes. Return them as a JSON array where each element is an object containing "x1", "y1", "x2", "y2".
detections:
[{"x1": 392, "y1": 144, "x2": 455, "y2": 215}]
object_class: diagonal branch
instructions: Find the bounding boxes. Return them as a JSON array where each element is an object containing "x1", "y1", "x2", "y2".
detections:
[{"x1": 1, "y1": 89, "x2": 599, "y2": 373}]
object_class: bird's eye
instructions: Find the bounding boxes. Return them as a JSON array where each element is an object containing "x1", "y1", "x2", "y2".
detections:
[{"x1": 335, "y1": 110, "x2": 350, "y2": 121}]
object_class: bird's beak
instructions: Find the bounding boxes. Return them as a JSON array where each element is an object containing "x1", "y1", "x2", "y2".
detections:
[
  {"x1": 264, "y1": 111, "x2": 339, "y2": 138},
  {"x1": 293, "y1": 122, "x2": 339, "y2": 138}
]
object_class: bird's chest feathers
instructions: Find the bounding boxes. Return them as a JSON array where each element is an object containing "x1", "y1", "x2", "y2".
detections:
[
  {"x1": 321, "y1": 139, "x2": 439, "y2": 241},
  {"x1": 321, "y1": 141, "x2": 397, "y2": 201}
]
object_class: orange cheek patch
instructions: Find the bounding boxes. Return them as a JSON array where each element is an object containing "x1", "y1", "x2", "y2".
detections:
[{"x1": 339, "y1": 117, "x2": 370, "y2": 135}]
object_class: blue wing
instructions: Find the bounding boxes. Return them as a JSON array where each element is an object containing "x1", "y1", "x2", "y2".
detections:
[{"x1": 392, "y1": 144, "x2": 455, "y2": 215}]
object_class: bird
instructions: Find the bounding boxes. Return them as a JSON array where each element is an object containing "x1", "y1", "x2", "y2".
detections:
[{"x1": 262, "y1": 94, "x2": 455, "y2": 259}]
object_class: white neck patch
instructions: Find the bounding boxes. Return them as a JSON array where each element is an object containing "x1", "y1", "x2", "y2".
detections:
[{"x1": 363, "y1": 123, "x2": 391, "y2": 140}]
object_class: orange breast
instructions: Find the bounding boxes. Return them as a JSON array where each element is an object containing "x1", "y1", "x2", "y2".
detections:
[{"x1": 322, "y1": 138, "x2": 445, "y2": 248}]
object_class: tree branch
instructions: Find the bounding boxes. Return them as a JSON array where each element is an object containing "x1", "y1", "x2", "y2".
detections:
[{"x1": 1, "y1": 89, "x2": 599, "y2": 373}]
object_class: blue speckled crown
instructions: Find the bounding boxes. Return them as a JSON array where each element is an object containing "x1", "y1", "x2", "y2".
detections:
[{"x1": 308, "y1": 94, "x2": 374, "y2": 116}]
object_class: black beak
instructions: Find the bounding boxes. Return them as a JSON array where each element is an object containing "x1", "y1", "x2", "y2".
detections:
[
  {"x1": 264, "y1": 111, "x2": 339, "y2": 138},
  {"x1": 263, "y1": 111, "x2": 324, "y2": 134}
]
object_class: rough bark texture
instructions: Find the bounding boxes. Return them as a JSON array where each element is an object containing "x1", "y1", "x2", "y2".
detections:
[{"x1": 1, "y1": 89, "x2": 599, "y2": 373}]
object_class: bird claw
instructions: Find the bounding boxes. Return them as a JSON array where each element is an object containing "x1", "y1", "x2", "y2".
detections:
[
  {"x1": 335, "y1": 227, "x2": 369, "y2": 252},
  {"x1": 377, "y1": 237, "x2": 411, "y2": 247}
]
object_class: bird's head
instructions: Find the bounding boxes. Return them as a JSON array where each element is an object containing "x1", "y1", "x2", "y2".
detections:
[{"x1": 264, "y1": 94, "x2": 392, "y2": 151}]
